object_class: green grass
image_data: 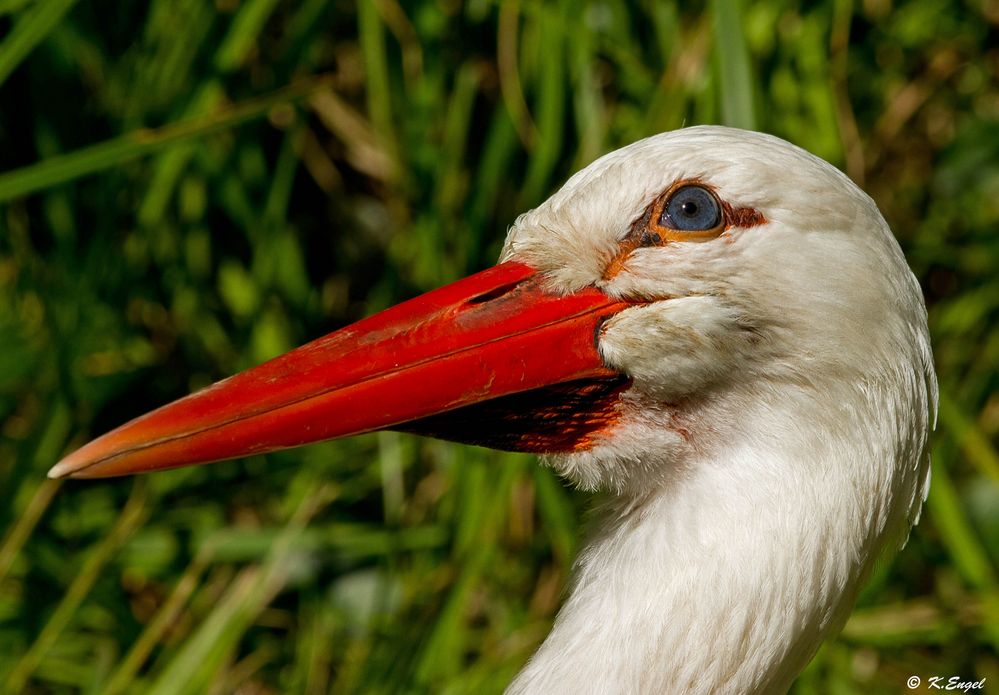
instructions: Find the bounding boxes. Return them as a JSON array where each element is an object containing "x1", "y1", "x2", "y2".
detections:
[{"x1": 1, "y1": 1, "x2": 997, "y2": 693}]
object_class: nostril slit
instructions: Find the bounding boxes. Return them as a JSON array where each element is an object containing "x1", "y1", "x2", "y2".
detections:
[
  {"x1": 593, "y1": 315, "x2": 613, "y2": 349},
  {"x1": 468, "y1": 281, "x2": 522, "y2": 305}
]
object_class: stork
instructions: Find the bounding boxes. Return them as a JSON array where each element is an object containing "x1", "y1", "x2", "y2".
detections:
[{"x1": 50, "y1": 126, "x2": 936, "y2": 694}]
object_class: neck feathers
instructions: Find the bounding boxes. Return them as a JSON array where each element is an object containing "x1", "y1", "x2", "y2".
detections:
[{"x1": 509, "y1": 379, "x2": 931, "y2": 694}]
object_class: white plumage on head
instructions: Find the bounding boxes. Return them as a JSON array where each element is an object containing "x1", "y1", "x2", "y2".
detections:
[{"x1": 502, "y1": 126, "x2": 936, "y2": 694}]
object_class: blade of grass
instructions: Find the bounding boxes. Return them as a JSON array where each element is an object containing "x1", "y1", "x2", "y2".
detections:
[
  {"x1": 136, "y1": 81, "x2": 226, "y2": 227},
  {"x1": 830, "y1": 0, "x2": 865, "y2": 184},
  {"x1": 208, "y1": 645, "x2": 277, "y2": 694},
  {"x1": 567, "y1": 12, "x2": 604, "y2": 168},
  {"x1": 309, "y1": 89, "x2": 394, "y2": 181},
  {"x1": 0, "y1": 0, "x2": 37, "y2": 15},
  {"x1": 214, "y1": 0, "x2": 283, "y2": 72},
  {"x1": 415, "y1": 455, "x2": 521, "y2": 683},
  {"x1": 710, "y1": 0, "x2": 756, "y2": 130},
  {"x1": 926, "y1": 448, "x2": 995, "y2": 590},
  {"x1": 434, "y1": 61, "x2": 480, "y2": 277},
  {"x1": 138, "y1": 0, "x2": 289, "y2": 223},
  {"x1": 435, "y1": 61, "x2": 480, "y2": 217},
  {"x1": 145, "y1": 484, "x2": 333, "y2": 695},
  {"x1": 925, "y1": 445, "x2": 999, "y2": 650},
  {"x1": 0, "y1": 74, "x2": 334, "y2": 202},
  {"x1": 519, "y1": 4, "x2": 565, "y2": 206},
  {"x1": 0, "y1": 479, "x2": 60, "y2": 585},
  {"x1": 0, "y1": 397, "x2": 71, "y2": 583},
  {"x1": 4, "y1": 480, "x2": 149, "y2": 694},
  {"x1": 378, "y1": 431, "x2": 406, "y2": 526},
  {"x1": 466, "y1": 106, "x2": 518, "y2": 262},
  {"x1": 0, "y1": 0, "x2": 78, "y2": 88},
  {"x1": 261, "y1": 123, "x2": 302, "y2": 227},
  {"x1": 101, "y1": 542, "x2": 215, "y2": 695},
  {"x1": 498, "y1": 0, "x2": 537, "y2": 149},
  {"x1": 357, "y1": 0, "x2": 398, "y2": 179},
  {"x1": 642, "y1": 11, "x2": 712, "y2": 136},
  {"x1": 841, "y1": 599, "x2": 957, "y2": 645},
  {"x1": 938, "y1": 388, "x2": 999, "y2": 486},
  {"x1": 145, "y1": 565, "x2": 269, "y2": 695}
]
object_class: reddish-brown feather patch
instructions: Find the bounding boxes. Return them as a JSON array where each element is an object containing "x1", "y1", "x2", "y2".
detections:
[
  {"x1": 722, "y1": 201, "x2": 767, "y2": 228},
  {"x1": 396, "y1": 376, "x2": 629, "y2": 453}
]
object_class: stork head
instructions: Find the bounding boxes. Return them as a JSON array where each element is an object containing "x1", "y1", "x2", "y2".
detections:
[
  {"x1": 502, "y1": 127, "x2": 936, "y2": 501},
  {"x1": 50, "y1": 126, "x2": 935, "y2": 531}
]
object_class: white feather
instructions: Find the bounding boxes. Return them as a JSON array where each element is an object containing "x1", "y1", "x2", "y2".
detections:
[{"x1": 501, "y1": 127, "x2": 936, "y2": 694}]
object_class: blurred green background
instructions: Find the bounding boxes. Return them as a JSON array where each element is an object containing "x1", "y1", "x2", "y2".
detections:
[{"x1": 0, "y1": 0, "x2": 997, "y2": 693}]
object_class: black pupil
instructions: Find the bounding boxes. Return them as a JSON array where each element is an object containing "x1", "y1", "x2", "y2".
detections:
[{"x1": 681, "y1": 201, "x2": 699, "y2": 217}]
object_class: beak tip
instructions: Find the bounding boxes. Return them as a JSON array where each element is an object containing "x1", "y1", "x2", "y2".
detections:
[
  {"x1": 48, "y1": 448, "x2": 94, "y2": 479},
  {"x1": 48, "y1": 459, "x2": 76, "y2": 479},
  {"x1": 47, "y1": 464, "x2": 68, "y2": 479}
]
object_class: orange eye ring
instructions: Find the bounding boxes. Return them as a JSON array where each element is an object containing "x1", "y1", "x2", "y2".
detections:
[{"x1": 601, "y1": 179, "x2": 768, "y2": 282}]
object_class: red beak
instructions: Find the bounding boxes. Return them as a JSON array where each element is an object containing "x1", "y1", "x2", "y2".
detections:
[{"x1": 49, "y1": 261, "x2": 634, "y2": 479}]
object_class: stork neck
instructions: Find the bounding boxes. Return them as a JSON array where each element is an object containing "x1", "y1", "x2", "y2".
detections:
[{"x1": 507, "y1": 443, "x2": 884, "y2": 695}]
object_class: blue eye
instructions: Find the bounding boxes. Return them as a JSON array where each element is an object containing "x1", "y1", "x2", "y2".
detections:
[{"x1": 661, "y1": 186, "x2": 721, "y2": 231}]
